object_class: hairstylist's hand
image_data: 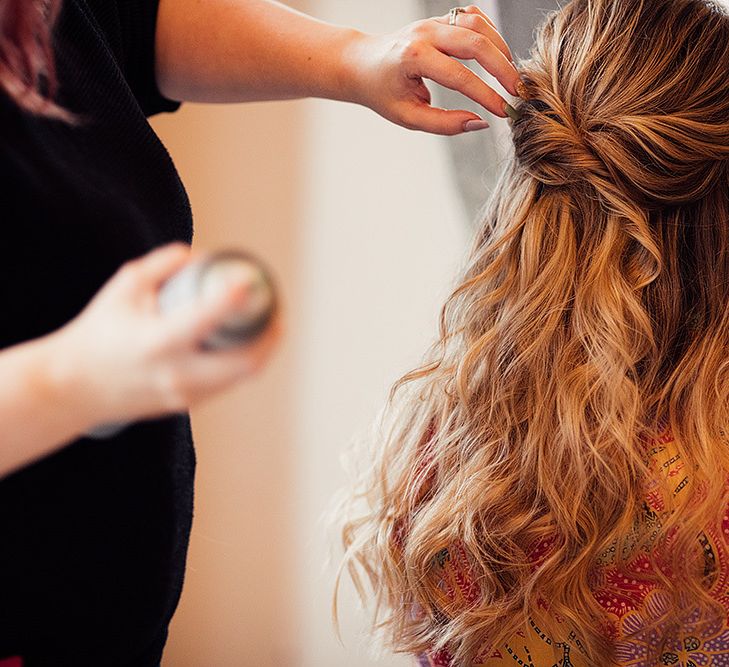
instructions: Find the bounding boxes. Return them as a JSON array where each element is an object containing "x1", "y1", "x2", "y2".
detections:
[
  {"x1": 343, "y1": 5, "x2": 521, "y2": 136},
  {"x1": 51, "y1": 242, "x2": 282, "y2": 429}
]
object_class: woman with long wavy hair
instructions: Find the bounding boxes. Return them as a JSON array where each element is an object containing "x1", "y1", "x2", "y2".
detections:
[{"x1": 339, "y1": 0, "x2": 729, "y2": 664}]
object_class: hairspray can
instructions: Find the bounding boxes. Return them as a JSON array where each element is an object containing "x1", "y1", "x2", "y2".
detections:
[{"x1": 86, "y1": 249, "x2": 278, "y2": 439}]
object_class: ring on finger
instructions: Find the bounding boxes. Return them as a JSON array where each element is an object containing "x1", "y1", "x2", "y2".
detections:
[{"x1": 448, "y1": 7, "x2": 467, "y2": 26}]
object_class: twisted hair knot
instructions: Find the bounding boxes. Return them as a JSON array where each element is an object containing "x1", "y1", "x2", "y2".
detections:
[
  {"x1": 513, "y1": 97, "x2": 613, "y2": 191},
  {"x1": 511, "y1": 72, "x2": 729, "y2": 209}
]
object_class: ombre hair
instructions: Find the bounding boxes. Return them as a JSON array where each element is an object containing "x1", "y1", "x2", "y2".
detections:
[
  {"x1": 338, "y1": 0, "x2": 729, "y2": 664},
  {"x1": 0, "y1": 0, "x2": 70, "y2": 120}
]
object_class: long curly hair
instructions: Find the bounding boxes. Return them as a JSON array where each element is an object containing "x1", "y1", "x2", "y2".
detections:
[
  {"x1": 0, "y1": 0, "x2": 69, "y2": 119},
  {"x1": 338, "y1": 0, "x2": 729, "y2": 664}
]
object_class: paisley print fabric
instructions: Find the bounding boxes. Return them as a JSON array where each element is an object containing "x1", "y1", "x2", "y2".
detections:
[{"x1": 419, "y1": 420, "x2": 729, "y2": 666}]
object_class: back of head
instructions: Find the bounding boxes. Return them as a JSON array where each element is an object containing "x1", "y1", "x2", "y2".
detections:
[
  {"x1": 515, "y1": 0, "x2": 729, "y2": 209},
  {"x1": 502, "y1": 0, "x2": 729, "y2": 415},
  {"x1": 340, "y1": 1, "x2": 729, "y2": 666}
]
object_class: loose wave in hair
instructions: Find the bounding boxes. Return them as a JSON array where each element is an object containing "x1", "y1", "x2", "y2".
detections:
[
  {"x1": 338, "y1": 0, "x2": 729, "y2": 664},
  {"x1": 0, "y1": 0, "x2": 69, "y2": 119}
]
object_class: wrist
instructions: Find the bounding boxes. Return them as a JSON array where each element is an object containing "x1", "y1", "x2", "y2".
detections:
[
  {"x1": 330, "y1": 28, "x2": 372, "y2": 106},
  {"x1": 34, "y1": 330, "x2": 97, "y2": 439}
]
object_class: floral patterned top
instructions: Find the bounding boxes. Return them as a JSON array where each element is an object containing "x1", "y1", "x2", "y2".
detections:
[{"x1": 418, "y1": 419, "x2": 729, "y2": 666}]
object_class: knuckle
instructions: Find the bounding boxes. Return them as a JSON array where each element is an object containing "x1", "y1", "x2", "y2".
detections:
[
  {"x1": 400, "y1": 38, "x2": 425, "y2": 62},
  {"x1": 458, "y1": 13, "x2": 477, "y2": 29},
  {"x1": 451, "y1": 65, "x2": 473, "y2": 88},
  {"x1": 469, "y1": 32, "x2": 487, "y2": 51},
  {"x1": 410, "y1": 19, "x2": 431, "y2": 36}
]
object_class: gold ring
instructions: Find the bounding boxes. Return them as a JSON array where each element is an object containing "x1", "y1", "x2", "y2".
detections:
[{"x1": 449, "y1": 7, "x2": 466, "y2": 26}]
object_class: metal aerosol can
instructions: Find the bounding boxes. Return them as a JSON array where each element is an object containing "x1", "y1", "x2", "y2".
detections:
[{"x1": 86, "y1": 249, "x2": 278, "y2": 439}]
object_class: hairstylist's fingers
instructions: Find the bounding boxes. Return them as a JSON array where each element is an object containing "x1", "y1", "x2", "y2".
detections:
[
  {"x1": 462, "y1": 6, "x2": 497, "y2": 32},
  {"x1": 162, "y1": 278, "x2": 256, "y2": 349},
  {"x1": 116, "y1": 242, "x2": 194, "y2": 295},
  {"x1": 154, "y1": 310, "x2": 282, "y2": 412},
  {"x1": 399, "y1": 103, "x2": 489, "y2": 135},
  {"x1": 414, "y1": 49, "x2": 508, "y2": 118},
  {"x1": 430, "y1": 23, "x2": 519, "y2": 96},
  {"x1": 97, "y1": 243, "x2": 192, "y2": 309},
  {"x1": 459, "y1": 12, "x2": 514, "y2": 64},
  {"x1": 178, "y1": 310, "x2": 283, "y2": 387},
  {"x1": 434, "y1": 7, "x2": 514, "y2": 66}
]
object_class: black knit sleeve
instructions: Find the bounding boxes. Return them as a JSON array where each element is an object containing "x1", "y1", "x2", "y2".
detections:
[{"x1": 115, "y1": 0, "x2": 181, "y2": 116}]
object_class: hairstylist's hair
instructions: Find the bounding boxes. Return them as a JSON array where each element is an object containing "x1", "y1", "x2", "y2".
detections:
[
  {"x1": 0, "y1": 0, "x2": 70, "y2": 120},
  {"x1": 338, "y1": 0, "x2": 729, "y2": 664}
]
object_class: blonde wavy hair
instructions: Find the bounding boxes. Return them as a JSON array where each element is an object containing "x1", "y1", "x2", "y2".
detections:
[{"x1": 338, "y1": 0, "x2": 729, "y2": 664}]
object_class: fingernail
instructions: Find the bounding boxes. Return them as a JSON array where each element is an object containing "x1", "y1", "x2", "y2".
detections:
[
  {"x1": 515, "y1": 80, "x2": 528, "y2": 100},
  {"x1": 504, "y1": 102, "x2": 522, "y2": 121},
  {"x1": 463, "y1": 119, "x2": 490, "y2": 132}
]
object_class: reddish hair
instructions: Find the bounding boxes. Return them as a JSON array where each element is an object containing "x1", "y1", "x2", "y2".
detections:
[{"x1": 0, "y1": 0, "x2": 71, "y2": 120}]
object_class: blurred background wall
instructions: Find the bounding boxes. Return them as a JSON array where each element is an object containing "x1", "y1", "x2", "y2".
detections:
[{"x1": 149, "y1": 1, "x2": 515, "y2": 664}]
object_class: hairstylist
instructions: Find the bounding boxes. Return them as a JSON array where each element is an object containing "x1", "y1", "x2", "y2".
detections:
[{"x1": 0, "y1": 1, "x2": 519, "y2": 665}]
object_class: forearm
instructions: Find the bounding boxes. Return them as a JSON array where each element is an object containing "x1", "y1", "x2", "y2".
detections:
[
  {"x1": 155, "y1": 0, "x2": 364, "y2": 104},
  {"x1": 0, "y1": 333, "x2": 91, "y2": 479}
]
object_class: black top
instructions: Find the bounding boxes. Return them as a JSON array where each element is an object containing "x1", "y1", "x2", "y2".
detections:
[{"x1": 0, "y1": 1, "x2": 194, "y2": 665}]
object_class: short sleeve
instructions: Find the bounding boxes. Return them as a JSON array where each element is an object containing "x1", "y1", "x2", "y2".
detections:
[{"x1": 115, "y1": 0, "x2": 181, "y2": 116}]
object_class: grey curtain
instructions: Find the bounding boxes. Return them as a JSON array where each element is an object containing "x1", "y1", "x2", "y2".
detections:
[{"x1": 419, "y1": 0, "x2": 558, "y2": 225}]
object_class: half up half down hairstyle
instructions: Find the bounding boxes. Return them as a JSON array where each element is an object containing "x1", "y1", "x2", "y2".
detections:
[{"x1": 339, "y1": 1, "x2": 729, "y2": 665}]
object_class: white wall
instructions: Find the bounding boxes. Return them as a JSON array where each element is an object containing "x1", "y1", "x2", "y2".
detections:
[
  {"x1": 151, "y1": 1, "x2": 472, "y2": 664},
  {"x1": 293, "y1": 1, "x2": 471, "y2": 663}
]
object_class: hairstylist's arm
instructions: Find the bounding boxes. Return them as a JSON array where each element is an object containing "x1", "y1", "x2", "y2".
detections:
[
  {"x1": 155, "y1": 1, "x2": 521, "y2": 136},
  {"x1": 0, "y1": 242, "x2": 281, "y2": 479}
]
